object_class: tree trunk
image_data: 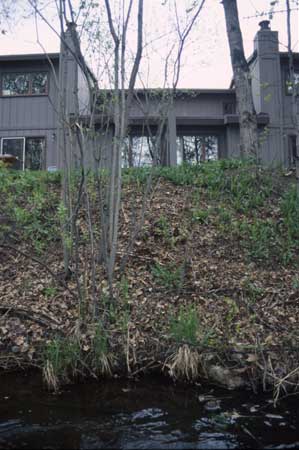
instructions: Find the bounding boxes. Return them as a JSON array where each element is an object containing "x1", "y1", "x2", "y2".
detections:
[
  {"x1": 222, "y1": 0, "x2": 259, "y2": 159},
  {"x1": 286, "y1": 0, "x2": 299, "y2": 195}
]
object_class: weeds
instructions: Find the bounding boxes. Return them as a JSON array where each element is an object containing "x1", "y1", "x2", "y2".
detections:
[
  {"x1": 88, "y1": 324, "x2": 112, "y2": 376},
  {"x1": 42, "y1": 336, "x2": 81, "y2": 390},
  {"x1": 155, "y1": 215, "x2": 172, "y2": 241},
  {"x1": 166, "y1": 344, "x2": 201, "y2": 381},
  {"x1": 151, "y1": 262, "x2": 184, "y2": 290},
  {"x1": 192, "y1": 208, "x2": 210, "y2": 224},
  {"x1": 170, "y1": 305, "x2": 199, "y2": 345},
  {"x1": 242, "y1": 278, "x2": 264, "y2": 303},
  {"x1": 42, "y1": 286, "x2": 58, "y2": 299}
]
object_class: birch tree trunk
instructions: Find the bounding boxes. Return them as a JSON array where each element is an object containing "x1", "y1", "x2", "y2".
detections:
[{"x1": 222, "y1": 0, "x2": 259, "y2": 159}]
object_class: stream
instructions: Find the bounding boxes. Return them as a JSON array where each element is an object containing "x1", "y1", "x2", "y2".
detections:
[{"x1": 0, "y1": 372, "x2": 298, "y2": 449}]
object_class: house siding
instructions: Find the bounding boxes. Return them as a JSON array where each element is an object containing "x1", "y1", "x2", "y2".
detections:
[{"x1": 0, "y1": 57, "x2": 59, "y2": 169}]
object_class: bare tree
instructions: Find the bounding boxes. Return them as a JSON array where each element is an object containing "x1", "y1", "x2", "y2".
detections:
[
  {"x1": 102, "y1": 0, "x2": 144, "y2": 294},
  {"x1": 222, "y1": 0, "x2": 259, "y2": 159}
]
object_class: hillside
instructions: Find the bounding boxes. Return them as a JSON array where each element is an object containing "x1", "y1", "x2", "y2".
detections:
[{"x1": 0, "y1": 160, "x2": 299, "y2": 396}]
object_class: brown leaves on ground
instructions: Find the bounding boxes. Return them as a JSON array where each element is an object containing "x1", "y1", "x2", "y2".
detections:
[{"x1": 0, "y1": 174, "x2": 299, "y2": 384}]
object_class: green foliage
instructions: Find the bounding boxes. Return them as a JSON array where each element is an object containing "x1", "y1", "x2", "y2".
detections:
[
  {"x1": 122, "y1": 167, "x2": 151, "y2": 186},
  {"x1": 291, "y1": 275, "x2": 299, "y2": 290},
  {"x1": 280, "y1": 186, "x2": 299, "y2": 243},
  {"x1": 42, "y1": 286, "x2": 58, "y2": 299},
  {"x1": 151, "y1": 262, "x2": 184, "y2": 290},
  {"x1": 192, "y1": 208, "x2": 210, "y2": 224},
  {"x1": 0, "y1": 167, "x2": 60, "y2": 252},
  {"x1": 230, "y1": 186, "x2": 299, "y2": 266},
  {"x1": 239, "y1": 218, "x2": 278, "y2": 261},
  {"x1": 155, "y1": 215, "x2": 172, "y2": 240},
  {"x1": 88, "y1": 324, "x2": 111, "y2": 375},
  {"x1": 43, "y1": 336, "x2": 81, "y2": 384},
  {"x1": 216, "y1": 206, "x2": 233, "y2": 231},
  {"x1": 242, "y1": 278, "x2": 264, "y2": 303},
  {"x1": 170, "y1": 305, "x2": 199, "y2": 345}
]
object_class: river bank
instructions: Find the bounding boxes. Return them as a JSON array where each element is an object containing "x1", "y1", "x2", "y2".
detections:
[{"x1": 0, "y1": 161, "x2": 299, "y2": 395}]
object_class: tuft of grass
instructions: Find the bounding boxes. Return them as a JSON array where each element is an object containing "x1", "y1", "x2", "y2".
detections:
[
  {"x1": 88, "y1": 324, "x2": 112, "y2": 376},
  {"x1": 42, "y1": 286, "x2": 58, "y2": 299},
  {"x1": 151, "y1": 262, "x2": 184, "y2": 290},
  {"x1": 170, "y1": 305, "x2": 199, "y2": 345},
  {"x1": 242, "y1": 278, "x2": 264, "y2": 303},
  {"x1": 42, "y1": 336, "x2": 81, "y2": 391},
  {"x1": 192, "y1": 208, "x2": 210, "y2": 224},
  {"x1": 166, "y1": 344, "x2": 201, "y2": 381}
]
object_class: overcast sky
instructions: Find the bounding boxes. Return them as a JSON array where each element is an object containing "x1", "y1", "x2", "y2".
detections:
[{"x1": 0, "y1": 0, "x2": 298, "y2": 88}]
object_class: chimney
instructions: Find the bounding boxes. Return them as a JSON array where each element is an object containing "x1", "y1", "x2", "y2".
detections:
[
  {"x1": 254, "y1": 19, "x2": 278, "y2": 55},
  {"x1": 259, "y1": 20, "x2": 271, "y2": 31}
]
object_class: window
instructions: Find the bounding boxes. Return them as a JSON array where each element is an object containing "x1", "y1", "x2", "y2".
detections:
[
  {"x1": 1, "y1": 72, "x2": 48, "y2": 96},
  {"x1": 286, "y1": 72, "x2": 299, "y2": 95},
  {"x1": 1, "y1": 138, "x2": 25, "y2": 170},
  {"x1": 0, "y1": 137, "x2": 45, "y2": 170},
  {"x1": 25, "y1": 138, "x2": 45, "y2": 170},
  {"x1": 122, "y1": 136, "x2": 153, "y2": 167},
  {"x1": 176, "y1": 135, "x2": 218, "y2": 165}
]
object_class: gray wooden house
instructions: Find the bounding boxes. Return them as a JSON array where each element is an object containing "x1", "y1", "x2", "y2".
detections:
[{"x1": 0, "y1": 20, "x2": 298, "y2": 170}]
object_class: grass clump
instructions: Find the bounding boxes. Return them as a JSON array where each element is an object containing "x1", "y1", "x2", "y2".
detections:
[
  {"x1": 152, "y1": 262, "x2": 184, "y2": 290},
  {"x1": 170, "y1": 305, "x2": 199, "y2": 345},
  {"x1": 166, "y1": 344, "x2": 201, "y2": 381},
  {"x1": 42, "y1": 336, "x2": 81, "y2": 391},
  {"x1": 88, "y1": 324, "x2": 112, "y2": 376}
]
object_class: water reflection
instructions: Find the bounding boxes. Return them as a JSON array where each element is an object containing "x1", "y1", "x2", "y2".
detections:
[{"x1": 0, "y1": 372, "x2": 298, "y2": 449}]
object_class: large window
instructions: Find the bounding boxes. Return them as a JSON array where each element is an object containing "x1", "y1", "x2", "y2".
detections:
[
  {"x1": 123, "y1": 136, "x2": 154, "y2": 167},
  {"x1": 0, "y1": 137, "x2": 45, "y2": 170},
  {"x1": 177, "y1": 135, "x2": 218, "y2": 164},
  {"x1": 1, "y1": 72, "x2": 48, "y2": 96}
]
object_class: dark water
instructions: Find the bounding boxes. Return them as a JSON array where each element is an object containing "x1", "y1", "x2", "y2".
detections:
[{"x1": 0, "y1": 372, "x2": 298, "y2": 449}]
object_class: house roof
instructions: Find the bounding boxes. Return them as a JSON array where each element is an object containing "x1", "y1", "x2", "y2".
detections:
[{"x1": 0, "y1": 53, "x2": 60, "y2": 62}]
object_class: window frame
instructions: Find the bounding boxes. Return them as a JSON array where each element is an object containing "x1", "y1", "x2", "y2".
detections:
[
  {"x1": 0, "y1": 71, "x2": 49, "y2": 97},
  {"x1": 0, "y1": 137, "x2": 26, "y2": 170},
  {"x1": 0, "y1": 136, "x2": 46, "y2": 170}
]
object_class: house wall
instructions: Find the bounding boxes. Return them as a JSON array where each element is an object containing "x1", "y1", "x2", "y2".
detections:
[{"x1": 0, "y1": 58, "x2": 59, "y2": 169}]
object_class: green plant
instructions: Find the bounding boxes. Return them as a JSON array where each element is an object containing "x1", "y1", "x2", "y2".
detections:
[
  {"x1": 89, "y1": 324, "x2": 112, "y2": 376},
  {"x1": 43, "y1": 286, "x2": 58, "y2": 298},
  {"x1": 151, "y1": 262, "x2": 184, "y2": 290},
  {"x1": 42, "y1": 336, "x2": 81, "y2": 390},
  {"x1": 242, "y1": 278, "x2": 264, "y2": 303},
  {"x1": 170, "y1": 305, "x2": 199, "y2": 344},
  {"x1": 239, "y1": 218, "x2": 279, "y2": 262},
  {"x1": 192, "y1": 208, "x2": 210, "y2": 224},
  {"x1": 155, "y1": 215, "x2": 172, "y2": 240},
  {"x1": 291, "y1": 275, "x2": 299, "y2": 290}
]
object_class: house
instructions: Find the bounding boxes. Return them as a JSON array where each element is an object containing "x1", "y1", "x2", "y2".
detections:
[{"x1": 0, "y1": 20, "x2": 298, "y2": 170}]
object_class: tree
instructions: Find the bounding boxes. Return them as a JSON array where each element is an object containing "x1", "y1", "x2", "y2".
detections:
[
  {"x1": 285, "y1": 0, "x2": 299, "y2": 193},
  {"x1": 222, "y1": 0, "x2": 259, "y2": 159}
]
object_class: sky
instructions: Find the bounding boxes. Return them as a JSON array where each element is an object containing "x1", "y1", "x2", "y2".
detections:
[{"x1": 0, "y1": 0, "x2": 298, "y2": 88}]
